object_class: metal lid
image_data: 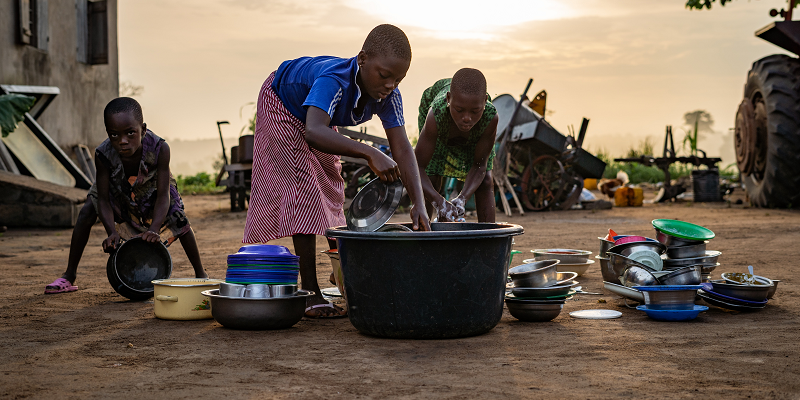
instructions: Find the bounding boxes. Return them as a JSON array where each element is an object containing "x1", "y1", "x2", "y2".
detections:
[{"x1": 346, "y1": 178, "x2": 403, "y2": 232}]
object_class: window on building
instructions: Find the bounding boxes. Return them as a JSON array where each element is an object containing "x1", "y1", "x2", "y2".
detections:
[
  {"x1": 17, "y1": 0, "x2": 48, "y2": 52},
  {"x1": 76, "y1": 0, "x2": 108, "y2": 65}
]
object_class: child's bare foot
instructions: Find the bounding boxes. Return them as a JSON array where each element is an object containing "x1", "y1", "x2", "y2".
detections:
[
  {"x1": 304, "y1": 296, "x2": 346, "y2": 318},
  {"x1": 195, "y1": 271, "x2": 209, "y2": 279}
]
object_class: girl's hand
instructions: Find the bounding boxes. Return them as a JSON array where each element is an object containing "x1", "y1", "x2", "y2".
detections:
[
  {"x1": 451, "y1": 196, "x2": 466, "y2": 219},
  {"x1": 409, "y1": 204, "x2": 431, "y2": 231},
  {"x1": 141, "y1": 230, "x2": 160, "y2": 243},
  {"x1": 103, "y1": 232, "x2": 122, "y2": 253},
  {"x1": 367, "y1": 150, "x2": 400, "y2": 182}
]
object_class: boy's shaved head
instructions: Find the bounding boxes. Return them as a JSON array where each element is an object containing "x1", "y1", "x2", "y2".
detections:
[
  {"x1": 451, "y1": 68, "x2": 487, "y2": 96},
  {"x1": 362, "y1": 24, "x2": 412, "y2": 61},
  {"x1": 104, "y1": 97, "x2": 143, "y2": 124}
]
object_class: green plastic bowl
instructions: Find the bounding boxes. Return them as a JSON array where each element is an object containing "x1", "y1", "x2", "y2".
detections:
[{"x1": 652, "y1": 219, "x2": 715, "y2": 241}]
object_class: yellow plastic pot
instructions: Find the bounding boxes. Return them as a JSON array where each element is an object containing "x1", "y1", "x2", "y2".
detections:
[{"x1": 152, "y1": 278, "x2": 224, "y2": 320}]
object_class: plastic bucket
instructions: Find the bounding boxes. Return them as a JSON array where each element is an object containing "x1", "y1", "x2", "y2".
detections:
[
  {"x1": 326, "y1": 222, "x2": 523, "y2": 339},
  {"x1": 692, "y1": 169, "x2": 721, "y2": 202}
]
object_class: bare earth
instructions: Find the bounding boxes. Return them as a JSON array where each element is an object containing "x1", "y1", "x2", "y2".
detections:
[{"x1": 1, "y1": 192, "x2": 799, "y2": 399}]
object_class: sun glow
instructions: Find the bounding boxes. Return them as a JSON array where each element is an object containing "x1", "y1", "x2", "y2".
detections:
[{"x1": 347, "y1": 0, "x2": 577, "y2": 38}]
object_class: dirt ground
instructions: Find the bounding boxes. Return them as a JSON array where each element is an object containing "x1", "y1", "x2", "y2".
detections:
[{"x1": 1, "y1": 191, "x2": 799, "y2": 399}]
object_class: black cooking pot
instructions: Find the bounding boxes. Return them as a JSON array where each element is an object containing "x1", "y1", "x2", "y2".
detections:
[
  {"x1": 327, "y1": 222, "x2": 523, "y2": 339},
  {"x1": 106, "y1": 237, "x2": 173, "y2": 301}
]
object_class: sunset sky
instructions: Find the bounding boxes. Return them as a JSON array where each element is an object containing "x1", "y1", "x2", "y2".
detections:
[{"x1": 118, "y1": 0, "x2": 793, "y2": 172}]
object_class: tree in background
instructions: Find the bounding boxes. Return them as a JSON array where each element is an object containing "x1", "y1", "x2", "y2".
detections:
[
  {"x1": 119, "y1": 81, "x2": 144, "y2": 97},
  {"x1": 682, "y1": 110, "x2": 714, "y2": 157}
]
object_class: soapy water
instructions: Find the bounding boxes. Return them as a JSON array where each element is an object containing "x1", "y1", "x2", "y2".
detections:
[{"x1": 431, "y1": 197, "x2": 466, "y2": 223}]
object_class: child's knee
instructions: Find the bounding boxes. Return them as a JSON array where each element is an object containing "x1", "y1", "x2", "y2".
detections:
[
  {"x1": 76, "y1": 201, "x2": 97, "y2": 223},
  {"x1": 479, "y1": 172, "x2": 493, "y2": 192}
]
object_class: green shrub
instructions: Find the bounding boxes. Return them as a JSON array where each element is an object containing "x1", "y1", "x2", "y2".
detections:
[{"x1": 176, "y1": 172, "x2": 224, "y2": 195}]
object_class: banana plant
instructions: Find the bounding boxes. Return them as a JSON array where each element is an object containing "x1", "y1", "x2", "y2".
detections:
[{"x1": 0, "y1": 94, "x2": 35, "y2": 137}]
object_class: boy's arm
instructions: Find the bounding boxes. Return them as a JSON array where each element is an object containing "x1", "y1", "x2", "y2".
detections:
[
  {"x1": 385, "y1": 124, "x2": 431, "y2": 231},
  {"x1": 141, "y1": 142, "x2": 172, "y2": 243},
  {"x1": 414, "y1": 108, "x2": 446, "y2": 206},
  {"x1": 95, "y1": 156, "x2": 120, "y2": 252},
  {"x1": 305, "y1": 106, "x2": 400, "y2": 182},
  {"x1": 456, "y1": 114, "x2": 498, "y2": 206}
]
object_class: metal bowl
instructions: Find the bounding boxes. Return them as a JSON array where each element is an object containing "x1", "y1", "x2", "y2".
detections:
[
  {"x1": 598, "y1": 237, "x2": 615, "y2": 257},
  {"x1": 596, "y1": 255, "x2": 617, "y2": 283},
  {"x1": 556, "y1": 260, "x2": 594, "y2": 277},
  {"x1": 663, "y1": 250, "x2": 722, "y2": 268},
  {"x1": 720, "y1": 272, "x2": 773, "y2": 287},
  {"x1": 346, "y1": 178, "x2": 403, "y2": 232},
  {"x1": 509, "y1": 260, "x2": 559, "y2": 288},
  {"x1": 607, "y1": 241, "x2": 667, "y2": 257},
  {"x1": 666, "y1": 241, "x2": 708, "y2": 259},
  {"x1": 658, "y1": 266, "x2": 702, "y2": 285},
  {"x1": 511, "y1": 283, "x2": 576, "y2": 299},
  {"x1": 607, "y1": 252, "x2": 655, "y2": 283},
  {"x1": 636, "y1": 286, "x2": 700, "y2": 310},
  {"x1": 620, "y1": 265, "x2": 659, "y2": 288},
  {"x1": 202, "y1": 289, "x2": 314, "y2": 330},
  {"x1": 531, "y1": 249, "x2": 592, "y2": 264},
  {"x1": 767, "y1": 280, "x2": 780, "y2": 299},
  {"x1": 555, "y1": 271, "x2": 578, "y2": 286},
  {"x1": 655, "y1": 230, "x2": 705, "y2": 247},
  {"x1": 700, "y1": 263, "x2": 719, "y2": 274},
  {"x1": 505, "y1": 299, "x2": 564, "y2": 322},
  {"x1": 708, "y1": 280, "x2": 770, "y2": 302}
]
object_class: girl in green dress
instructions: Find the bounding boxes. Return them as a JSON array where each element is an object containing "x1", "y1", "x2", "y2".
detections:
[{"x1": 414, "y1": 68, "x2": 498, "y2": 222}]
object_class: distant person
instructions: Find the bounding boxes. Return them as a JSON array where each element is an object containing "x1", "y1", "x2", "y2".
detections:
[
  {"x1": 45, "y1": 97, "x2": 208, "y2": 294},
  {"x1": 414, "y1": 69, "x2": 498, "y2": 223},
  {"x1": 243, "y1": 24, "x2": 431, "y2": 318}
]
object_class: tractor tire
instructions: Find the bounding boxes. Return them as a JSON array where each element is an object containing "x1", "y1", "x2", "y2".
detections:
[{"x1": 735, "y1": 54, "x2": 800, "y2": 208}]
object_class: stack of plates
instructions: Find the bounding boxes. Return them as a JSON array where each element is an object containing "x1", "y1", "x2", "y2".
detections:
[{"x1": 226, "y1": 245, "x2": 299, "y2": 285}]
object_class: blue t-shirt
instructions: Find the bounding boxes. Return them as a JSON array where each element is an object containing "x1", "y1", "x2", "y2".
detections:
[{"x1": 271, "y1": 56, "x2": 405, "y2": 129}]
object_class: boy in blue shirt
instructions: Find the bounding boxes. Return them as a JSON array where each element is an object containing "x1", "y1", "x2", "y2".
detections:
[{"x1": 243, "y1": 24, "x2": 430, "y2": 318}]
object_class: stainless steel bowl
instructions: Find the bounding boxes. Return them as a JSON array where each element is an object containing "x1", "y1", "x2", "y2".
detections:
[
  {"x1": 641, "y1": 289, "x2": 698, "y2": 310},
  {"x1": 607, "y1": 241, "x2": 667, "y2": 257},
  {"x1": 555, "y1": 271, "x2": 578, "y2": 286},
  {"x1": 270, "y1": 284, "x2": 298, "y2": 297},
  {"x1": 596, "y1": 255, "x2": 617, "y2": 283},
  {"x1": 219, "y1": 282, "x2": 247, "y2": 297},
  {"x1": 666, "y1": 241, "x2": 708, "y2": 259},
  {"x1": 202, "y1": 289, "x2": 313, "y2": 330},
  {"x1": 598, "y1": 237, "x2": 615, "y2": 257},
  {"x1": 708, "y1": 280, "x2": 770, "y2": 302},
  {"x1": 767, "y1": 280, "x2": 780, "y2": 299},
  {"x1": 663, "y1": 250, "x2": 722, "y2": 268},
  {"x1": 511, "y1": 283, "x2": 576, "y2": 299},
  {"x1": 607, "y1": 252, "x2": 655, "y2": 283},
  {"x1": 700, "y1": 263, "x2": 719, "y2": 274},
  {"x1": 505, "y1": 299, "x2": 564, "y2": 322},
  {"x1": 531, "y1": 249, "x2": 592, "y2": 264},
  {"x1": 655, "y1": 230, "x2": 704, "y2": 247},
  {"x1": 620, "y1": 265, "x2": 659, "y2": 287},
  {"x1": 720, "y1": 272, "x2": 773, "y2": 287},
  {"x1": 509, "y1": 260, "x2": 559, "y2": 288},
  {"x1": 658, "y1": 266, "x2": 702, "y2": 285}
]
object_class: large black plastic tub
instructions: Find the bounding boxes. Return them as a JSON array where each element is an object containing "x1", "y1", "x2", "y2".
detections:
[{"x1": 326, "y1": 222, "x2": 523, "y2": 339}]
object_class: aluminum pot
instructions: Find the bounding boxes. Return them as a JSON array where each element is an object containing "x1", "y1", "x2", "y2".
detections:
[
  {"x1": 767, "y1": 280, "x2": 780, "y2": 299},
  {"x1": 658, "y1": 266, "x2": 702, "y2": 285},
  {"x1": 666, "y1": 241, "x2": 708, "y2": 259},
  {"x1": 598, "y1": 237, "x2": 615, "y2": 257},
  {"x1": 152, "y1": 278, "x2": 224, "y2": 320},
  {"x1": 509, "y1": 260, "x2": 559, "y2": 288},
  {"x1": 638, "y1": 287, "x2": 699, "y2": 310},
  {"x1": 202, "y1": 289, "x2": 314, "y2": 330},
  {"x1": 596, "y1": 256, "x2": 617, "y2": 283}
]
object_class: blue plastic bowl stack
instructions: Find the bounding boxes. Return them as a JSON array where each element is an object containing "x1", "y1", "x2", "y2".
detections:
[{"x1": 225, "y1": 245, "x2": 299, "y2": 285}]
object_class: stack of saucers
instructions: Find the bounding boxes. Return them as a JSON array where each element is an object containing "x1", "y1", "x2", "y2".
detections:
[{"x1": 226, "y1": 245, "x2": 299, "y2": 285}]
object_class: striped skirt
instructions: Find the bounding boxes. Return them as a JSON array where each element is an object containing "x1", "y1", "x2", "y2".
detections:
[{"x1": 242, "y1": 72, "x2": 346, "y2": 243}]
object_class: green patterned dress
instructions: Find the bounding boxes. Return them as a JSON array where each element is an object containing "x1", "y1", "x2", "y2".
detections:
[{"x1": 417, "y1": 78, "x2": 496, "y2": 181}]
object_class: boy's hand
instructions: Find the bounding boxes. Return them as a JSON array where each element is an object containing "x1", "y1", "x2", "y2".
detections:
[
  {"x1": 141, "y1": 230, "x2": 160, "y2": 243},
  {"x1": 367, "y1": 150, "x2": 400, "y2": 182},
  {"x1": 409, "y1": 204, "x2": 431, "y2": 231},
  {"x1": 102, "y1": 232, "x2": 122, "y2": 253},
  {"x1": 432, "y1": 199, "x2": 459, "y2": 222},
  {"x1": 451, "y1": 196, "x2": 466, "y2": 219}
]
